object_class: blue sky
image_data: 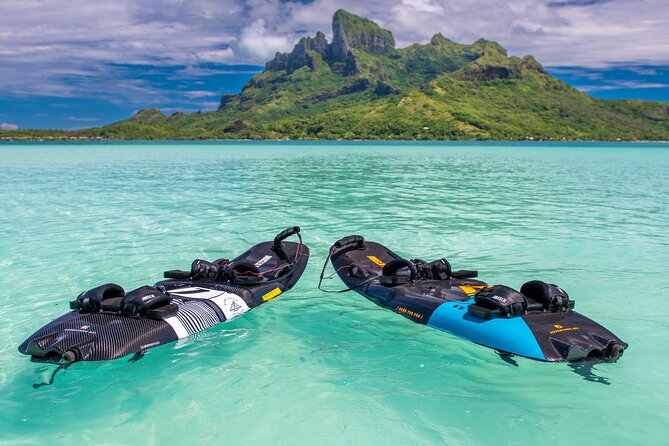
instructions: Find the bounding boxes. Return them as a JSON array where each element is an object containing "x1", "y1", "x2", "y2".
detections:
[{"x1": 1, "y1": 0, "x2": 668, "y2": 130}]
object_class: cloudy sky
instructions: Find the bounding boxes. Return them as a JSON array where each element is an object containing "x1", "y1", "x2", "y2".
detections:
[{"x1": 1, "y1": 0, "x2": 668, "y2": 129}]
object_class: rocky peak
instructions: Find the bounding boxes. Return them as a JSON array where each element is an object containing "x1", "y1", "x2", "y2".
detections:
[
  {"x1": 430, "y1": 33, "x2": 452, "y2": 46},
  {"x1": 265, "y1": 10, "x2": 396, "y2": 74},
  {"x1": 473, "y1": 38, "x2": 507, "y2": 57},
  {"x1": 299, "y1": 31, "x2": 329, "y2": 56},
  {"x1": 520, "y1": 55, "x2": 546, "y2": 73},
  {"x1": 266, "y1": 31, "x2": 329, "y2": 73},
  {"x1": 331, "y1": 9, "x2": 395, "y2": 62},
  {"x1": 131, "y1": 108, "x2": 166, "y2": 123}
]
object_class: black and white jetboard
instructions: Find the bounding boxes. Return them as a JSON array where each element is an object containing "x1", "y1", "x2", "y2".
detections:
[{"x1": 19, "y1": 227, "x2": 309, "y2": 363}]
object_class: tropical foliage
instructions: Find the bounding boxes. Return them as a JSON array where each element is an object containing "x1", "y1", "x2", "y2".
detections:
[{"x1": 4, "y1": 10, "x2": 669, "y2": 141}]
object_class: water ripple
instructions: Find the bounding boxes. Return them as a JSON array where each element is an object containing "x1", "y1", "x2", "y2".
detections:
[{"x1": 0, "y1": 142, "x2": 668, "y2": 445}]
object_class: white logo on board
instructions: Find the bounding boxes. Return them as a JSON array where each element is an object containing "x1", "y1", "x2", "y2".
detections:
[
  {"x1": 254, "y1": 255, "x2": 273, "y2": 268},
  {"x1": 223, "y1": 295, "x2": 248, "y2": 319}
]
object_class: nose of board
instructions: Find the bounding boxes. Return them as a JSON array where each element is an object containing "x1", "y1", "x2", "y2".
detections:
[{"x1": 21, "y1": 327, "x2": 97, "y2": 363}]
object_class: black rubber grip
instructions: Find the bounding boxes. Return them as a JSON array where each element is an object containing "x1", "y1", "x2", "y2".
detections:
[
  {"x1": 333, "y1": 235, "x2": 365, "y2": 249},
  {"x1": 451, "y1": 269, "x2": 478, "y2": 279},
  {"x1": 164, "y1": 269, "x2": 192, "y2": 279},
  {"x1": 274, "y1": 226, "x2": 300, "y2": 246}
]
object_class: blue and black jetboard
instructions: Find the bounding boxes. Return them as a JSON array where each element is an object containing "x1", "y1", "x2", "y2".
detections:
[
  {"x1": 321, "y1": 235, "x2": 627, "y2": 363},
  {"x1": 19, "y1": 227, "x2": 309, "y2": 363}
]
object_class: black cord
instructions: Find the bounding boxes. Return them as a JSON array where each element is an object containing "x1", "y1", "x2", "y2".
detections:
[{"x1": 318, "y1": 248, "x2": 377, "y2": 293}]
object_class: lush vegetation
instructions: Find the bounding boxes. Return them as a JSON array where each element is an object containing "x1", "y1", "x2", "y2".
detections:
[
  {"x1": 0, "y1": 129, "x2": 88, "y2": 139},
  {"x1": 4, "y1": 9, "x2": 669, "y2": 141}
]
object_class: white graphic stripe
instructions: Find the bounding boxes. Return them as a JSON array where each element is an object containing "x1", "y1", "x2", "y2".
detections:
[
  {"x1": 163, "y1": 315, "x2": 189, "y2": 339},
  {"x1": 174, "y1": 302, "x2": 219, "y2": 334},
  {"x1": 161, "y1": 288, "x2": 251, "y2": 338}
]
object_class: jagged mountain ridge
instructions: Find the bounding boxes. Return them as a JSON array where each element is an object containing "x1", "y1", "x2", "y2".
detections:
[
  {"x1": 266, "y1": 10, "x2": 394, "y2": 74},
  {"x1": 93, "y1": 9, "x2": 669, "y2": 140}
]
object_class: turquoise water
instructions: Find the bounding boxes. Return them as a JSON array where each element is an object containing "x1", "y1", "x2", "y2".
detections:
[{"x1": 0, "y1": 141, "x2": 668, "y2": 445}]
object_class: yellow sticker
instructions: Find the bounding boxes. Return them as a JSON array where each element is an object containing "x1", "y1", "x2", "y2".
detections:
[
  {"x1": 549, "y1": 325, "x2": 580, "y2": 335},
  {"x1": 459, "y1": 285, "x2": 487, "y2": 296},
  {"x1": 396, "y1": 306, "x2": 423, "y2": 320},
  {"x1": 262, "y1": 287, "x2": 282, "y2": 301},
  {"x1": 367, "y1": 255, "x2": 386, "y2": 267}
]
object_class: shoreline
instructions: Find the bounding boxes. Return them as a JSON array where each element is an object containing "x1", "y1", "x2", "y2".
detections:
[{"x1": 1, "y1": 136, "x2": 669, "y2": 144}]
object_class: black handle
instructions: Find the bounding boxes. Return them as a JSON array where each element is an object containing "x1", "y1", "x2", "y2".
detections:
[
  {"x1": 333, "y1": 235, "x2": 365, "y2": 249},
  {"x1": 274, "y1": 226, "x2": 300, "y2": 247}
]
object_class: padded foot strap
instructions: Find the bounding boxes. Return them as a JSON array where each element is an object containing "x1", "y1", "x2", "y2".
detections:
[
  {"x1": 379, "y1": 259, "x2": 417, "y2": 285},
  {"x1": 470, "y1": 285, "x2": 528, "y2": 318},
  {"x1": 121, "y1": 286, "x2": 177, "y2": 320},
  {"x1": 379, "y1": 258, "x2": 464, "y2": 286},
  {"x1": 164, "y1": 227, "x2": 303, "y2": 286},
  {"x1": 70, "y1": 284, "x2": 125, "y2": 313},
  {"x1": 165, "y1": 259, "x2": 229, "y2": 281},
  {"x1": 468, "y1": 281, "x2": 575, "y2": 319},
  {"x1": 521, "y1": 280, "x2": 573, "y2": 311}
]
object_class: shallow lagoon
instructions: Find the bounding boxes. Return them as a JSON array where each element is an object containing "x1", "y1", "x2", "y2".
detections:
[{"x1": 0, "y1": 141, "x2": 667, "y2": 445}]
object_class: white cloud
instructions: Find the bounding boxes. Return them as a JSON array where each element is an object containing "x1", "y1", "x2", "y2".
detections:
[
  {"x1": 66, "y1": 117, "x2": 100, "y2": 122},
  {"x1": 399, "y1": 0, "x2": 444, "y2": 14},
  {"x1": 1, "y1": 0, "x2": 669, "y2": 103},
  {"x1": 293, "y1": 1, "x2": 669, "y2": 68},
  {"x1": 184, "y1": 90, "x2": 218, "y2": 98},
  {"x1": 197, "y1": 48, "x2": 235, "y2": 63},
  {"x1": 578, "y1": 81, "x2": 669, "y2": 92},
  {"x1": 2, "y1": 0, "x2": 668, "y2": 70},
  {"x1": 0, "y1": 123, "x2": 19, "y2": 130},
  {"x1": 237, "y1": 19, "x2": 292, "y2": 61}
]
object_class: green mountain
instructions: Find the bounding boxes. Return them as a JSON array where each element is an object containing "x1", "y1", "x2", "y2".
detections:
[{"x1": 8, "y1": 9, "x2": 669, "y2": 140}]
